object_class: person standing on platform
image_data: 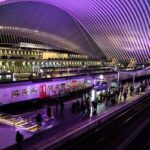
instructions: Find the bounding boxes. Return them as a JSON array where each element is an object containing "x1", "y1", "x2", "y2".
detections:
[
  {"x1": 36, "y1": 112, "x2": 43, "y2": 129},
  {"x1": 16, "y1": 131, "x2": 24, "y2": 150},
  {"x1": 80, "y1": 99, "x2": 85, "y2": 113},
  {"x1": 55, "y1": 98, "x2": 59, "y2": 112},
  {"x1": 130, "y1": 85, "x2": 134, "y2": 96},
  {"x1": 46, "y1": 106, "x2": 52, "y2": 119},
  {"x1": 123, "y1": 90, "x2": 127, "y2": 101},
  {"x1": 86, "y1": 100, "x2": 90, "y2": 114},
  {"x1": 61, "y1": 102, "x2": 64, "y2": 112},
  {"x1": 105, "y1": 91, "x2": 109, "y2": 106},
  {"x1": 114, "y1": 89, "x2": 119, "y2": 103},
  {"x1": 92, "y1": 100, "x2": 97, "y2": 115},
  {"x1": 60, "y1": 101, "x2": 64, "y2": 117},
  {"x1": 76, "y1": 99, "x2": 80, "y2": 111}
]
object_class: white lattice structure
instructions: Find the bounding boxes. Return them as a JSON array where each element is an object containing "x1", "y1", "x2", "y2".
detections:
[{"x1": 0, "y1": 0, "x2": 149, "y2": 62}]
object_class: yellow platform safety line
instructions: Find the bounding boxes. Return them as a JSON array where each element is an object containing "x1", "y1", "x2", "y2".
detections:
[
  {"x1": 0, "y1": 116, "x2": 37, "y2": 132},
  {"x1": 28, "y1": 126, "x2": 39, "y2": 132},
  {"x1": 0, "y1": 118, "x2": 15, "y2": 126},
  {"x1": 25, "y1": 124, "x2": 37, "y2": 130},
  {"x1": 16, "y1": 123, "x2": 38, "y2": 132},
  {"x1": 29, "y1": 128, "x2": 38, "y2": 132},
  {"x1": 16, "y1": 121, "x2": 29, "y2": 126},
  {"x1": 0, "y1": 118, "x2": 29, "y2": 127},
  {"x1": 45, "y1": 117, "x2": 55, "y2": 121},
  {"x1": 0, "y1": 115, "x2": 38, "y2": 132},
  {"x1": 9, "y1": 119, "x2": 22, "y2": 122}
]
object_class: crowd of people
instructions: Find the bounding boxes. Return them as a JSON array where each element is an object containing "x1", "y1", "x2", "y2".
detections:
[
  {"x1": 71, "y1": 98, "x2": 98, "y2": 115},
  {"x1": 71, "y1": 79, "x2": 150, "y2": 115},
  {"x1": 15, "y1": 79, "x2": 150, "y2": 150},
  {"x1": 36, "y1": 79, "x2": 149, "y2": 129}
]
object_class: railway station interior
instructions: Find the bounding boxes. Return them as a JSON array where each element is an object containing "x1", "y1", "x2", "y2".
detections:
[{"x1": 0, "y1": 0, "x2": 150, "y2": 150}]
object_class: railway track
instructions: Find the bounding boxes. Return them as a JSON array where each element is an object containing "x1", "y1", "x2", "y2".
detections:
[
  {"x1": 126, "y1": 121, "x2": 150, "y2": 150},
  {"x1": 55, "y1": 97, "x2": 150, "y2": 150}
]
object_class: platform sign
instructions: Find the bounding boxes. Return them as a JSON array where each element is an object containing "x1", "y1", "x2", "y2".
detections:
[{"x1": 40, "y1": 85, "x2": 47, "y2": 99}]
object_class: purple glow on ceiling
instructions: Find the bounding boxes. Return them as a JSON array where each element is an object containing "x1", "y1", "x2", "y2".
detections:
[{"x1": 0, "y1": 0, "x2": 150, "y2": 62}]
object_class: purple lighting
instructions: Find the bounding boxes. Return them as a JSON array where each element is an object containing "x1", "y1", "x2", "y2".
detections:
[{"x1": 0, "y1": 0, "x2": 149, "y2": 62}]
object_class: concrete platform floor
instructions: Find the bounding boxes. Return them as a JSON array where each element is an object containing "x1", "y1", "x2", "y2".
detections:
[{"x1": 1, "y1": 86, "x2": 150, "y2": 150}]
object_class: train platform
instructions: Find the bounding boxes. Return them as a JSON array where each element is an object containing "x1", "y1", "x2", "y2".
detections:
[{"x1": 1, "y1": 86, "x2": 150, "y2": 150}]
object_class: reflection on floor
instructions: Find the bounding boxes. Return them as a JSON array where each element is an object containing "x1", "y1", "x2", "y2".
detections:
[
  {"x1": 0, "y1": 92, "x2": 135, "y2": 133},
  {"x1": 0, "y1": 108, "x2": 55, "y2": 132},
  {"x1": 0, "y1": 87, "x2": 149, "y2": 150},
  {"x1": 0, "y1": 85, "x2": 148, "y2": 134},
  {"x1": 0, "y1": 87, "x2": 141, "y2": 134}
]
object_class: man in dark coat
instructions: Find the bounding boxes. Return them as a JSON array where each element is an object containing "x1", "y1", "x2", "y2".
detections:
[
  {"x1": 36, "y1": 112, "x2": 43, "y2": 129},
  {"x1": 16, "y1": 131, "x2": 24, "y2": 150},
  {"x1": 46, "y1": 106, "x2": 52, "y2": 119}
]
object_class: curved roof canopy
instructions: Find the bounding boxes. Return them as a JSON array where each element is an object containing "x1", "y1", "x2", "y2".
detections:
[{"x1": 0, "y1": 0, "x2": 149, "y2": 62}]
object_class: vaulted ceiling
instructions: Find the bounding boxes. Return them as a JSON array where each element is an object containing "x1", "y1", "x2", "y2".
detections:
[{"x1": 0, "y1": 0, "x2": 149, "y2": 62}]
